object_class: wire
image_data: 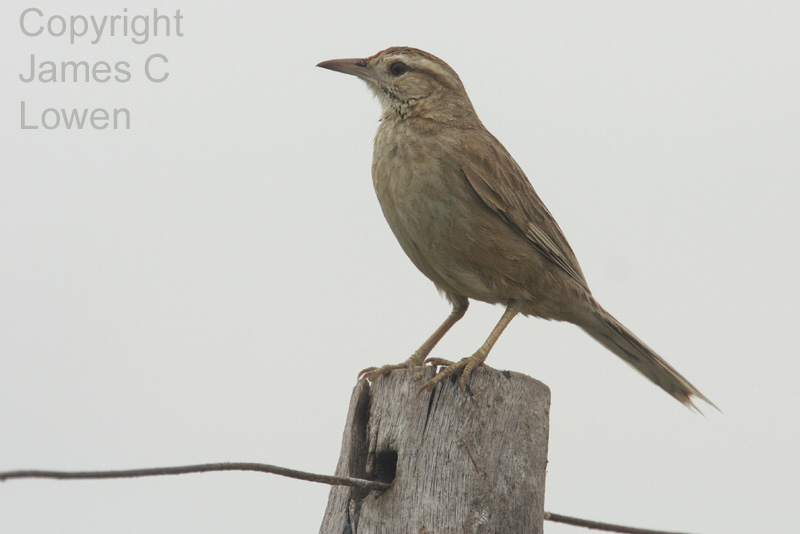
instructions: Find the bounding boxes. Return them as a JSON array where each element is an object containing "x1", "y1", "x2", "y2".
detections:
[
  {"x1": 544, "y1": 512, "x2": 696, "y2": 534},
  {"x1": 0, "y1": 463, "x2": 389, "y2": 491},
  {"x1": 0, "y1": 463, "x2": 696, "y2": 534}
]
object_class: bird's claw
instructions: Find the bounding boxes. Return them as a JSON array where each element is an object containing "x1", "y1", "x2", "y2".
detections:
[
  {"x1": 423, "y1": 357, "x2": 456, "y2": 367},
  {"x1": 357, "y1": 366, "x2": 379, "y2": 381},
  {"x1": 416, "y1": 355, "x2": 487, "y2": 398},
  {"x1": 358, "y1": 356, "x2": 425, "y2": 383}
]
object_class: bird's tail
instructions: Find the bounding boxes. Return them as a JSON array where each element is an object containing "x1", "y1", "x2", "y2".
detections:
[{"x1": 578, "y1": 304, "x2": 715, "y2": 412}]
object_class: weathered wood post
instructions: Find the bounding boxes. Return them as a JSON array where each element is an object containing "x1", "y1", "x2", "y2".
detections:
[{"x1": 319, "y1": 366, "x2": 551, "y2": 534}]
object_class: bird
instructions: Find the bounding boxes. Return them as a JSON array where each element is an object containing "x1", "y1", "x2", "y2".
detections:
[{"x1": 317, "y1": 47, "x2": 713, "y2": 410}]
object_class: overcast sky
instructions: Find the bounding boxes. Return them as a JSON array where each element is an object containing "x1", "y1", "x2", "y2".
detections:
[{"x1": 1, "y1": 1, "x2": 798, "y2": 533}]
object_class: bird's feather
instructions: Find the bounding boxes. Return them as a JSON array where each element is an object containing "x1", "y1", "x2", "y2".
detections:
[{"x1": 458, "y1": 129, "x2": 589, "y2": 290}]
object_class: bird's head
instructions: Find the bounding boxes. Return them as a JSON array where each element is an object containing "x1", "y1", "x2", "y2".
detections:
[{"x1": 317, "y1": 47, "x2": 477, "y2": 124}]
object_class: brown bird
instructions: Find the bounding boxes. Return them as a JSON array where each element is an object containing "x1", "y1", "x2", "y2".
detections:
[{"x1": 317, "y1": 47, "x2": 712, "y2": 410}]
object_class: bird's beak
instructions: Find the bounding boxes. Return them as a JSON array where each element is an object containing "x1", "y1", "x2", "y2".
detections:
[{"x1": 316, "y1": 58, "x2": 372, "y2": 81}]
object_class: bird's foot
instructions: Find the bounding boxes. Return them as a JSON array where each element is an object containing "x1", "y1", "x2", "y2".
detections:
[
  {"x1": 416, "y1": 353, "x2": 488, "y2": 398},
  {"x1": 358, "y1": 353, "x2": 426, "y2": 383}
]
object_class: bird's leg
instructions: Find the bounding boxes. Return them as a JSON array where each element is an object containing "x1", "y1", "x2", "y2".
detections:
[
  {"x1": 419, "y1": 300, "x2": 521, "y2": 397},
  {"x1": 358, "y1": 297, "x2": 469, "y2": 382}
]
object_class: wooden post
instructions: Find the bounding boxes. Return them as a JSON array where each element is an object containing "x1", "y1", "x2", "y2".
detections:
[{"x1": 319, "y1": 366, "x2": 551, "y2": 534}]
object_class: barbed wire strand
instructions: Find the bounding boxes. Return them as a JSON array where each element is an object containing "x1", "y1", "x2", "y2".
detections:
[
  {"x1": 0, "y1": 463, "x2": 695, "y2": 534},
  {"x1": 544, "y1": 512, "x2": 695, "y2": 534},
  {"x1": 0, "y1": 462, "x2": 387, "y2": 491}
]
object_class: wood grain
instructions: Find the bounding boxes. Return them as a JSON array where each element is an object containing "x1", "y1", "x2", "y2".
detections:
[{"x1": 320, "y1": 366, "x2": 550, "y2": 533}]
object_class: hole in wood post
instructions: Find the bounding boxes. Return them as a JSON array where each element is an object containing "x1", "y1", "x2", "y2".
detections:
[{"x1": 372, "y1": 450, "x2": 397, "y2": 485}]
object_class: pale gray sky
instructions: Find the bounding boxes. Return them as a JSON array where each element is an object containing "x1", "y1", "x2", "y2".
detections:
[{"x1": 1, "y1": 1, "x2": 798, "y2": 533}]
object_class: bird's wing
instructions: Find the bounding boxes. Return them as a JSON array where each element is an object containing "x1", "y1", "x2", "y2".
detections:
[{"x1": 458, "y1": 128, "x2": 589, "y2": 290}]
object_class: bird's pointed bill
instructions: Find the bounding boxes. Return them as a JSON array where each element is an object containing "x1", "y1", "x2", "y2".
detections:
[{"x1": 316, "y1": 58, "x2": 371, "y2": 80}]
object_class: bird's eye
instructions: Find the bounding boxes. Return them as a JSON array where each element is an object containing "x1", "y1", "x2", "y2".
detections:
[{"x1": 389, "y1": 61, "x2": 408, "y2": 76}]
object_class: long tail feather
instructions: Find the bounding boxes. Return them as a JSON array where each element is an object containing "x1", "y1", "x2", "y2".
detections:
[{"x1": 579, "y1": 305, "x2": 716, "y2": 412}]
